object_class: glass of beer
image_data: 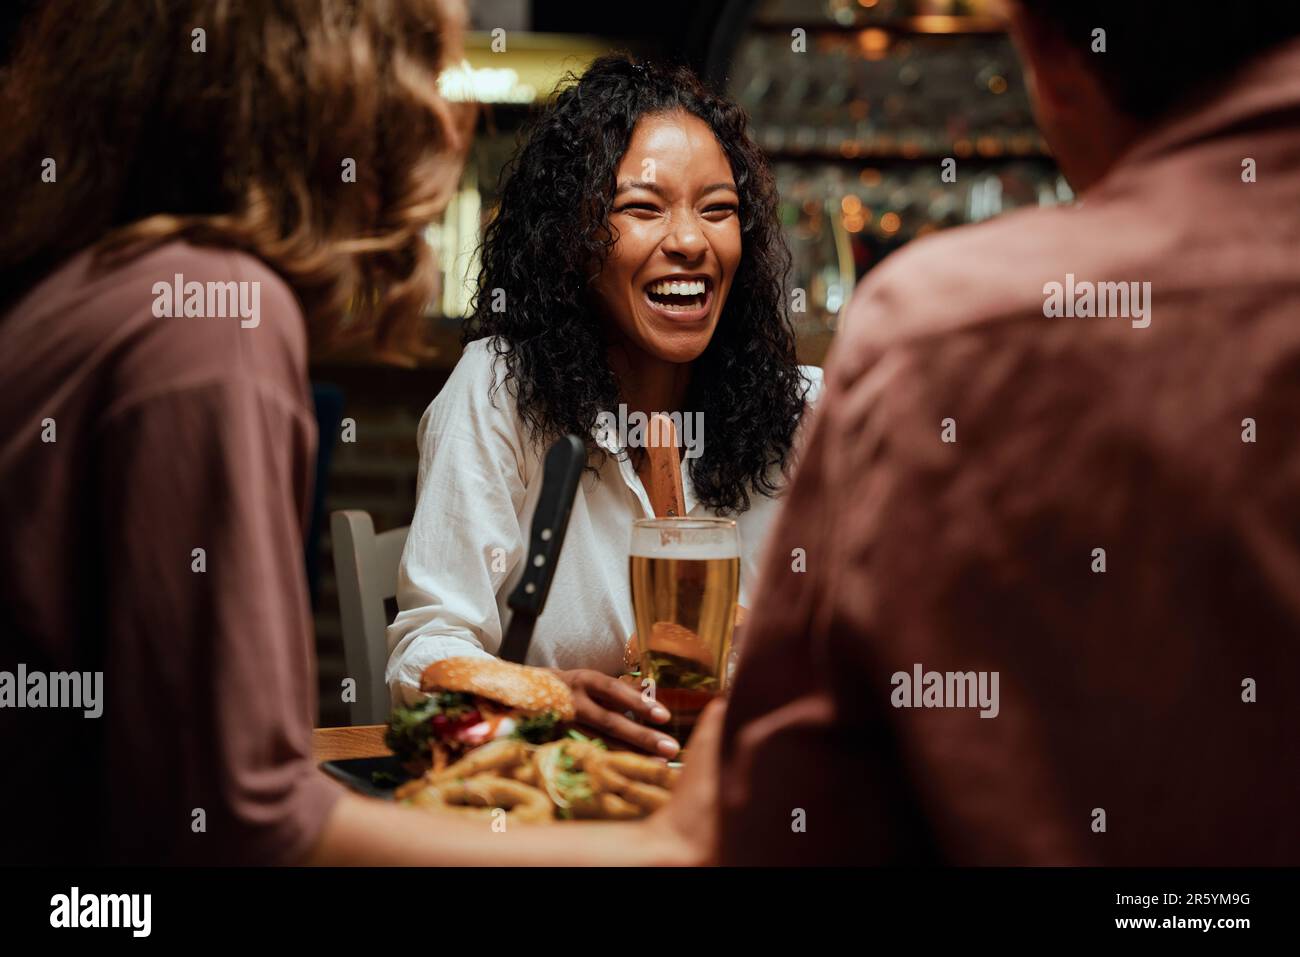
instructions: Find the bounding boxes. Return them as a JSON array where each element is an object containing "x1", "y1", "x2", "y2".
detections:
[{"x1": 629, "y1": 518, "x2": 740, "y2": 747}]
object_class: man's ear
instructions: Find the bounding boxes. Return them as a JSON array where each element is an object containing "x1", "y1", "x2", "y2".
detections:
[{"x1": 1005, "y1": 2, "x2": 1089, "y2": 115}]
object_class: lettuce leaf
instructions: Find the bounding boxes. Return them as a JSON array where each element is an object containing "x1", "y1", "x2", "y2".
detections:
[
  {"x1": 511, "y1": 711, "x2": 562, "y2": 744},
  {"x1": 384, "y1": 692, "x2": 473, "y2": 763}
]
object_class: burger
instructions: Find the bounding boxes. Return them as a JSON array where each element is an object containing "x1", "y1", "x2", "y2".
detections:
[
  {"x1": 622, "y1": 604, "x2": 748, "y2": 673},
  {"x1": 385, "y1": 657, "x2": 576, "y2": 774}
]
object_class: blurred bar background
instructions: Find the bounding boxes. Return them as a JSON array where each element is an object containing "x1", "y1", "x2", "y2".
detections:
[
  {"x1": 312, "y1": 0, "x2": 1073, "y2": 722},
  {"x1": 0, "y1": 0, "x2": 1069, "y2": 722}
]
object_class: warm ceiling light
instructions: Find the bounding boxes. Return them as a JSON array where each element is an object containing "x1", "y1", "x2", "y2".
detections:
[{"x1": 857, "y1": 28, "x2": 892, "y2": 56}]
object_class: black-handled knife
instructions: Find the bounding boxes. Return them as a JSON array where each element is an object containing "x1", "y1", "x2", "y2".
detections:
[{"x1": 498, "y1": 434, "x2": 587, "y2": 663}]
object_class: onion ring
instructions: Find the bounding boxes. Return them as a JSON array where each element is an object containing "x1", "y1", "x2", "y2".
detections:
[
  {"x1": 429, "y1": 738, "x2": 528, "y2": 784},
  {"x1": 406, "y1": 775, "x2": 554, "y2": 824},
  {"x1": 584, "y1": 751, "x2": 673, "y2": 812},
  {"x1": 395, "y1": 732, "x2": 679, "y2": 822},
  {"x1": 603, "y1": 752, "x2": 681, "y2": 788},
  {"x1": 571, "y1": 792, "x2": 643, "y2": 820},
  {"x1": 533, "y1": 739, "x2": 598, "y2": 810}
]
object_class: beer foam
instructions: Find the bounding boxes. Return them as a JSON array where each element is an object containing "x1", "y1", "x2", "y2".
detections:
[{"x1": 629, "y1": 539, "x2": 739, "y2": 560}]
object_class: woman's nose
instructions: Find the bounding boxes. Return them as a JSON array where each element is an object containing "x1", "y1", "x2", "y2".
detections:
[{"x1": 661, "y1": 213, "x2": 707, "y2": 261}]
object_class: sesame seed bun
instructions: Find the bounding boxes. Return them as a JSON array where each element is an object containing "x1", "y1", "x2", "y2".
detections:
[{"x1": 419, "y1": 657, "x2": 576, "y2": 722}]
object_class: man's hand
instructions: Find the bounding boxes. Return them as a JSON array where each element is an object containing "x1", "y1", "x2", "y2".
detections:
[
  {"x1": 646, "y1": 697, "x2": 725, "y2": 866},
  {"x1": 551, "y1": 668, "x2": 680, "y2": 757}
]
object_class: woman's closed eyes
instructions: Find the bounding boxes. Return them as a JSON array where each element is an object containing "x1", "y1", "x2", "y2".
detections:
[{"x1": 615, "y1": 202, "x2": 738, "y2": 220}]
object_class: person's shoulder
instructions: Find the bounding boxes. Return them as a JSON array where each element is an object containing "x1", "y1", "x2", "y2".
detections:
[
  {"x1": 422, "y1": 336, "x2": 524, "y2": 441},
  {"x1": 139, "y1": 240, "x2": 305, "y2": 351},
  {"x1": 816, "y1": 195, "x2": 1176, "y2": 451},
  {"x1": 449, "y1": 336, "x2": 513, "y2": 389},
  {"x1": 9, "y1": 239, "x2": 303, "y2": 345},
  {"x1": 797, "y1": 364, "x2": 825, "y2": 407},
  {"x1": 836, "y1": 189, "x2": 1176, "y2": 361},
  {"x1": 840, "y1": 204, "x2": 1075, "y2": 352},
  {"x1": 116, "y1": 241, "x2": 308, "y2": 407},
  {"x1": 8, "y1": 240, "x2": 310, "y2": 422}
]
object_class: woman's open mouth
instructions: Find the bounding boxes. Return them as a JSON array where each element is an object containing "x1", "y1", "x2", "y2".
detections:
[{"x1": 643, "y1": 276, "x2": 714, "y2": 323}]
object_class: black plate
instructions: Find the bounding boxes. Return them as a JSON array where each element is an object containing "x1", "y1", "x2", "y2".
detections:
[{"x1": 320, "y1": 756, "x2": 413, "y2": 799}]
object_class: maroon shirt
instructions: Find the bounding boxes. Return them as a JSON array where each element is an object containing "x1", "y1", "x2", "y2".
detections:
[
  {"x1": 720, "y1": 40, "x2": 1300, "y2": 865},
  {"x1": 0, "y1": 242, "x2": 340, "y2": 864}
]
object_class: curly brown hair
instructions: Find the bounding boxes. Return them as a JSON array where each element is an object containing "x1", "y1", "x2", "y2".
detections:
[
  {"x1": 0, "y1": 0, "x2": 471, "y2": 356},
  {"x1": 465, "y1": 55, "x2": 808, "y2": 514}
]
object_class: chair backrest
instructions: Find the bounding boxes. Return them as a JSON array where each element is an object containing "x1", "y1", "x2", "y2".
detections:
[{"x1": 330, "y1": 510, "x2": 409, "y2": 725}]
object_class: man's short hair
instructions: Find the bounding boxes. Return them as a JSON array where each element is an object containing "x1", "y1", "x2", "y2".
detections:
[{"x1": 1016, "y1": 1, "x2": 1300, "y2": 119}]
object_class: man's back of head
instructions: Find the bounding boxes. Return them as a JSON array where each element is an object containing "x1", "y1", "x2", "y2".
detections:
[
  {"x1": 719, "y1": 5, "x2": 1300, "y2": 865},
  {"x1": 1009, "y1": 1, "x2": 1300, "y2": 190}
]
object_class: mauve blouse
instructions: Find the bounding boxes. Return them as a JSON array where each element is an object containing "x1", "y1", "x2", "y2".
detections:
[{"x1": 0, "y1": 241, "x2": 340, "y2": 864}]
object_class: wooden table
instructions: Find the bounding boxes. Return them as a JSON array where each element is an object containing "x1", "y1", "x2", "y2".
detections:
[
  {"x1": 315, "y1": 676, "x2": 659, "y2": 767},
  {"x1": 313, "y1": 724, "x2": 389, "y2": 763},
  {"x1": 312, "y1": 722, "x2": 641, "y2": 766}
]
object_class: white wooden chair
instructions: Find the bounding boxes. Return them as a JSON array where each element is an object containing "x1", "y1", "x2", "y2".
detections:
[{"x1": 330, "y1": 510, "x2": 409, "y2": 726}]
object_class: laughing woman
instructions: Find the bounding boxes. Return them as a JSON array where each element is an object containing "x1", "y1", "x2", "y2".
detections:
[{"x1": 387, "y1": 56, "x2": 823, "y2": 756}]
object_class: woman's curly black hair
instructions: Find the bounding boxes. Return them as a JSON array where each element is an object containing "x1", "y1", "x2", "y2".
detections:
[{"x1": 463, "y1": 54, "x2": 809, "y2": 515}]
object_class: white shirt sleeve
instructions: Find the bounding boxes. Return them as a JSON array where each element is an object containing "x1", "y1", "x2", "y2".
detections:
[
  {"x1": 385, "y1": 342, "x2": 530, "y2": 706},
  {"x1": 800, "y1": 363, "x2": 825, "y2": 408}
]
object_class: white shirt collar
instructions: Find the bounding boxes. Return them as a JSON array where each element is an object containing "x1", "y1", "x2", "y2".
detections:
[{"x1": 589, "y1": 421, "x2": 699, "y2": 517}]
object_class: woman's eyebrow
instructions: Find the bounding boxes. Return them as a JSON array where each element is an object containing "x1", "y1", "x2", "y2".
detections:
[
  {"x1": 613, "y1": 181, "x2": 739, "y2": 197},
  {"x1": 615, "y1": 180, "x2": 666, "y2": 197}
]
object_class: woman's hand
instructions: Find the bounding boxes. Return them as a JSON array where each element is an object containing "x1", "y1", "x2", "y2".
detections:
[
  {"x1": 645, "y1": 697, "x2": 726, "y2": 866},
  {"x1": 551, "y1": 668, "x2": 680, "y2": 757}
]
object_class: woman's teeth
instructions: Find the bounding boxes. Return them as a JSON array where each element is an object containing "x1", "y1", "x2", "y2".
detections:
[
  {"x1": 646, "y1": 279, "x2": 709, "y2": 313},
  {"x1": 647, "y1": 279, "x2": 707, "y2": 297}
]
